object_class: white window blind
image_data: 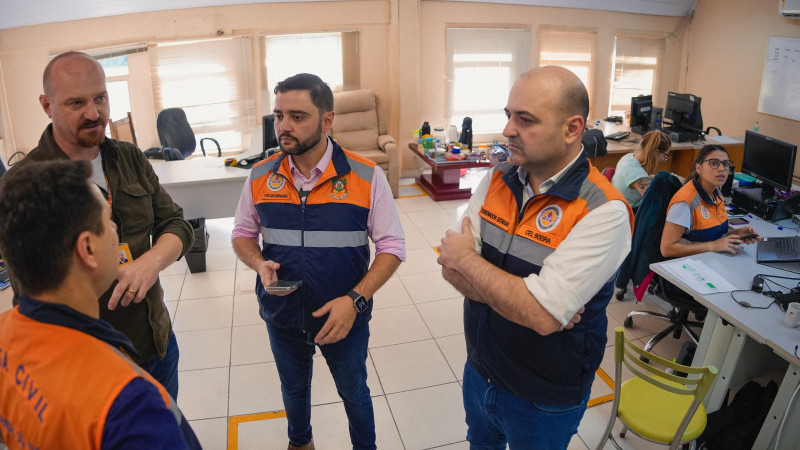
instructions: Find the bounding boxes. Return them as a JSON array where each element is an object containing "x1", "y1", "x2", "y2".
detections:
[
  {"x1": 261, "y1": 32, "x2": 359, "y2": 112},
  {"x1": 446, "y1": 28, "x2": 530, "y2": 135},
  {"x1": 538, "y1": 30, "x2": 595, "y2": 109},
  {"x1": 150, "y1": 36, "x2": 255, "y2": 154},
  {"x1": 608, "y1": 35, "x2": 663, "y2": 117}
]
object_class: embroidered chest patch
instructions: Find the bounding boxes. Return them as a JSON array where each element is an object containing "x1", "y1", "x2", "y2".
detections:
[
  {"x1": 330, "y1": 177, "x2": 348, "y2": 200},
  {"x1": 536, "y1": 205, "x2": 562, "y2": 232},
  {"x1": 700, "y1": 205, "x2": 710, "y2": 219},
  {"x1": 267, "y1": 173, "x2": 285, "y2": 191}
]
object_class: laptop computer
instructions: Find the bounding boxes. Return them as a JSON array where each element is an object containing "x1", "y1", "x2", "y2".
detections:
[{"x1": 756, "y1": 236, "x2": 800, "y2": 263}]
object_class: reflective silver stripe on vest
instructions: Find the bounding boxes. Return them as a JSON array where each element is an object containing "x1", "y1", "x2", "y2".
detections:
[
  {"x1": 347, "y1": 156, "x2": 375, "y2": 182},
  {"x1": 579, "y1": 179, "x2": 611, "y2": 211},
  {"x1": 262, "y1": 227, "x2": 302, "y2": 246},
  {"x1": 106, "y1": 344, "x2": 182, "y2": 424},
  {"x1": 251, "y1": 162, "x2": 272, "y2": 182},
  {"x1": 507, "y1": 237, "x2": 554, "y2": 267},
  {"x1": 305, "y1": 229, "x2": 368, "y2": 247},
  {"x1": 261, "y1": 227, "x2": 368, "y2": 248},
  {"x1": 689, "y1": 193, "x2": 703, "y2": 212},
  {"x1": 480, "y1": 218, "x2": 514, "y2": 253}
]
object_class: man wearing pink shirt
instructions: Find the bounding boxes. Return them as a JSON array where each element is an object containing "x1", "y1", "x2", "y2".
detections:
[{"x1": 231, "y1": 73, "x2": 405, "y2": 450}]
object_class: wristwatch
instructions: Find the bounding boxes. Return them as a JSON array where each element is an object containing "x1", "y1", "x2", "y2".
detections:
[{"x1": 347, "y1": 290, "x2": 369, "y2": 313}]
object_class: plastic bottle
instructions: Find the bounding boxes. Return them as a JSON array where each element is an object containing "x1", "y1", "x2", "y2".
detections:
[
  {"x1": 753, "y1": 121, "x2": 760, "y2": 132},
  {"x1": 433, "y1": 127, "x2": 447, "y2": 146}
]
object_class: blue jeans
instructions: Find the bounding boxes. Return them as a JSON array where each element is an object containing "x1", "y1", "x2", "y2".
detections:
[
  {"x1": 462, "y1": 360, "x2": 588, "y2": 450},
  {"x1": 141, "y1": 331, "x2": 180, "y2": 400},
  {"x1": 267, "y1": 323, "x2": 375, "y2": 449}
]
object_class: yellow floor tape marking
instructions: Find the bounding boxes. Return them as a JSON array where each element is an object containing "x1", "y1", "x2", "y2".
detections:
[{"x1": 228, "y1": 410, "x2": 287, "y2": 450}]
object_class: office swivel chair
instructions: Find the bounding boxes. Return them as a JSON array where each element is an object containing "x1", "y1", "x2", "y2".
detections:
[
  {"x1": 597, "y1": 327, "x2": 717, "y2": 450},
  {"x1": 156, "y1": 108, "x2": 221, "y2": 159},
  {"x1": 614, "y1": 171, "x2": 705, "y2": 352}
]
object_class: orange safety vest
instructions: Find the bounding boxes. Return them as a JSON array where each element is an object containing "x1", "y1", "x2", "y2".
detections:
[
  {"x1": 668, "y1": 178, "x2": 728, "y2": 242},
  {"x1": 0, "y1": 308, "x2": 176, "y2": 449}
]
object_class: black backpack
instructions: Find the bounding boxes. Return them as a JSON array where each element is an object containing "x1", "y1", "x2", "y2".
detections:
[
  {"x1": 697, "y1": 380, "x2": 778, "y2": 449},
  {"x1": 582, "y1": 128, "x2": 607, "y2": 157}
]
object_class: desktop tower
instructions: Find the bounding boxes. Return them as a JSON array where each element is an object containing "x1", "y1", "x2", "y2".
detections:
[
  {"x1": 649, "y1": 107, "x2": 663, "y2": 131},
  {"x1": 731, "y1": 186, "x2": 800, "y2": 221}
]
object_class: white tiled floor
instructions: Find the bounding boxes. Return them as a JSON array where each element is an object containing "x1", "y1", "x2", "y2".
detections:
[{"x1": 0, "y1": 177, "x2": 694, "y2": 449}]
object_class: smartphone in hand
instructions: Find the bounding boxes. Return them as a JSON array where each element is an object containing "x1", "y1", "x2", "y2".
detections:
[{"x1": 265, "y1": 280, "x2": 303, "y2": 294}]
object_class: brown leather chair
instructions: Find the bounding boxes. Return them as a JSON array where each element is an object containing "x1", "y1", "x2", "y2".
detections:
[{"x1": 330, "y1": 90, "x2": 399, "y2": 197}]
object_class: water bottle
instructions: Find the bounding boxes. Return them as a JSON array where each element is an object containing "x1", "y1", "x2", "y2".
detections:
[
  {"x1": 420, "y1": 122, "x2": 431, "y2": 138},
  {"x1": 753, "y1": 121, "x2": 759, "y2": 132}
]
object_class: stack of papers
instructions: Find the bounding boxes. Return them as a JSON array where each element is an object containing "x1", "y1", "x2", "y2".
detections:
[{"x1": 660, "y1": 259, "x2": 737, "y2": 295}]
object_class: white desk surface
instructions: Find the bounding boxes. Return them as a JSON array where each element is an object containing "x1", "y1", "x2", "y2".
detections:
[
  {"x1": 650, "y1": 215, "x2": 800, "y2": 449},
  {"x1": 150, "y1": 151, "x2": 261, "y2": 219},
  {"x1": 652, "y1": 216, "x2": 800, "y2": 350}
]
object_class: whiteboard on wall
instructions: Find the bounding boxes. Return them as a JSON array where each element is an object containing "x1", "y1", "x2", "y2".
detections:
[{"x1": 757, "y1": 37, "x2": 800, "y2": 121}]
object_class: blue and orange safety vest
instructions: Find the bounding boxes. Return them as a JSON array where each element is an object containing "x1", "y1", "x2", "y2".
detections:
[
  {"x1": 0, "y1": 307, "x2": 178, "y2": 449},
  {"x1": 668, "y1": 178, "x2": 728, "y2": 242},
  {"x1": 465, "y1": 153, "x2": 633, "y2": 404},
  {"x1": 248, "y1": 138, "x2": 375, "y2": 332}
]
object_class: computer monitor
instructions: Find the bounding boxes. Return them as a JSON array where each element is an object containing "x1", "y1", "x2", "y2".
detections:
[
  {"x1": 664, "y1": 92, "x2": 703, "y2": 133},
  {"x1": 742, "y1": 130, "x2": 797, "y2": 196},
  {"x1": 262, "y1": 114, "x2": 278, "y2": 158},
  {"x1": 629, "y1": 95, "x2": 652, "y2": 135}
]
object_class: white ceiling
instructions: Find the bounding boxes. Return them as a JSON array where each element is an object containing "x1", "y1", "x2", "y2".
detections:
[{"x1": 0, "y1": 0, "x2": 698, "y2": 31}]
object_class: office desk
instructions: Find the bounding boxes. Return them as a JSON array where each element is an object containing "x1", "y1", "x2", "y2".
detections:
[
  {"x1": 589, "y1": 122, "x2": 743, "y2": 177},
  {"x1": 151, "y1": 156, "x2": 251, "y2": 219},
  {"x1": 650, "y1": 217, "x2": 800, "y2": 449}
]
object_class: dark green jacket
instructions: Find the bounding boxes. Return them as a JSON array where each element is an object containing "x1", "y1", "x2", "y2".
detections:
[{"x1": 10, "y1": 125, "x2": 194, "y2": 363}]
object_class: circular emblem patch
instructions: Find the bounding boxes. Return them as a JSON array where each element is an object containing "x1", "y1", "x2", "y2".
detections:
[
  {"x1": 267, "y1": 173, "x2": 285, "y2": 192},
  {"x1": 700, "y1": 205, "x2": 710, "y2": 219},
  {"x1": 537, "y1": 205, "x2": 562, "y2": 232}
]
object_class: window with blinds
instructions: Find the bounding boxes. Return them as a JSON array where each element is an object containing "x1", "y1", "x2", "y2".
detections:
[
  {"x1": 260, "y1": 32, "x2": 359, "y2": 113},
  {"x1": 150, "y1": 36, "x2": 255, "y2": 154},
  {"x1": 608, "y1": 35, "x2": 664, "y2": 117},
  {"x1": 446, "y1": 28, "x2": 531, "y2": 136},
  {"x1": 538, "y1": 29, "x2": 595, "y2": 110}
]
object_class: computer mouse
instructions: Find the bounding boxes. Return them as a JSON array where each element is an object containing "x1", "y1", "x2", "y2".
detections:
[{"x1": 751, "y1": 275, "x2": 764, "y2": 293}]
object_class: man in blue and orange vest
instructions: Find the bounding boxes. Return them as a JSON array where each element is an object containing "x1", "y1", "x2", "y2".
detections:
[
  {"x1": 231, "y1": 73, "x2": 405, "y2": 450},
  {"x1": 0, "y1": 160, "x2": 200, "y2": 449},
  {"x1": 438, "y1": 66, "x2": 633, "y2": 449}
]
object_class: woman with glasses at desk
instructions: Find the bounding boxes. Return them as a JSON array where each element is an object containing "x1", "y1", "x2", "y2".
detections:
[
  {"x1": 661, "y1": 144, "x2": 761, "y2": 257},
  {"x1": 611, "y1": 130, "x2": 671, "y2": 212}
]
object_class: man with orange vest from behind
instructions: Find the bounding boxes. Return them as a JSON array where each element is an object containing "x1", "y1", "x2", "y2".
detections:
[
  {"x1": 438, "y1": 66, "x2": 633, "y2": 449},
  {"x1": 0, "y1": 160, "x2": 200, "y2": 449}
]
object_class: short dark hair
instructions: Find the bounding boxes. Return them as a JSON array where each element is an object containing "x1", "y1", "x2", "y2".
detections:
[
  {"x1": 689, "y1": 144, "x2": 730, "y2": 181},
  {"x1": 0, "y1": 160, "x2": 104, "y2": 295},
  {"x1": 274, "y1": 73, "x2": 334, "y2": 114}
]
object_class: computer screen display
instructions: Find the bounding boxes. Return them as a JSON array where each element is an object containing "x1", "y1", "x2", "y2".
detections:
[
  {"x1": 742, "y1": 130, "x2": 797, "y2": 193},
  {"x1": 630, "y1": 95, "x2": 652, "y2": 134},
  {"x1": 262, "y1": 114, "x2": 278, "y2": 156},
  {"x1": 664, "y1": 92, "x2": 703, "y2": 133}
]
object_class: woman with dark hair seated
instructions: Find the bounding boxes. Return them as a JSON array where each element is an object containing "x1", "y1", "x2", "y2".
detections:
[{"x1": 661, "y1": 145, "x2": 760, "y2": 257}]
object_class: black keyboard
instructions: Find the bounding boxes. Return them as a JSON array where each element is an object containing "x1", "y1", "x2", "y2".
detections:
[
  {"x1": 776, "y1": 237, "x2": 800, "y2": 259},
  {"x1": 605, "y1": 131, "x2": 630, "y2": 141}
]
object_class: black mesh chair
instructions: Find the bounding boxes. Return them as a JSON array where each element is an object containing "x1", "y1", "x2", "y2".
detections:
[
  {"x1": 615, "y1": 171, "x2": 706, "y2": 352},
  {"x1": 156, "y1": 108, "x2": 221, "y2": 159}
]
